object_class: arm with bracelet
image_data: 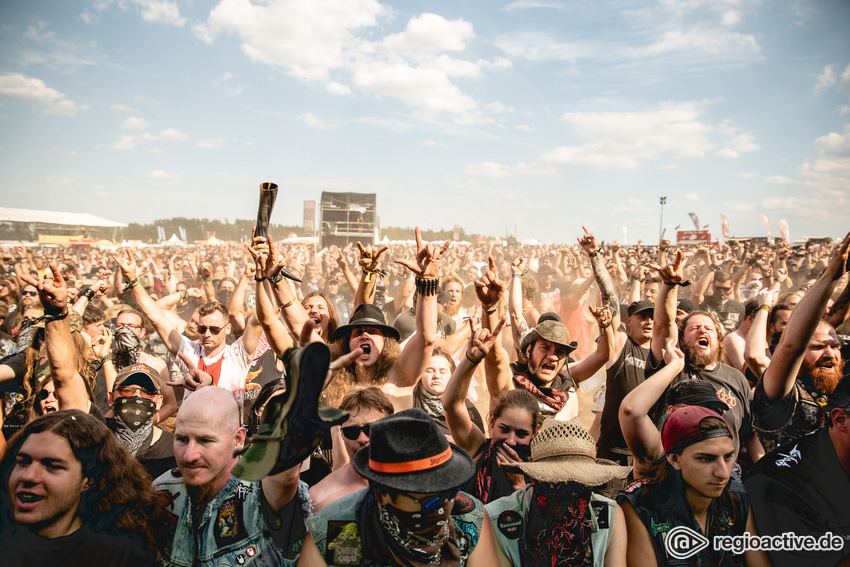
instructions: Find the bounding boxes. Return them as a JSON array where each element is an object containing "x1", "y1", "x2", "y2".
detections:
[
  {"x1": 391, "y1": 227, "x2": 447, "y2": 387},
  {"x1": 475, "y1": 255, "x2": 513, "y2": 406},
  {"x1": 353, "y1": 241, "x2": 389, "y2": 308}
]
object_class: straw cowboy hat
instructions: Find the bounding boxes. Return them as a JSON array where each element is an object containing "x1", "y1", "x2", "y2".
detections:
[{"x1": 502, "y1": 416, "x2": 631, "y2": 485}]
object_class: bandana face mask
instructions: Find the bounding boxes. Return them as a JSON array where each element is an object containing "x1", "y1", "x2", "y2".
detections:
[{"x1": 113, "y1": 395, "x2": 157, "y2": 431}]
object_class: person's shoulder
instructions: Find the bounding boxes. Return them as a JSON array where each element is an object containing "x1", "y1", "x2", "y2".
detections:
[
  {"x1": 310, "y1": 487, "x2": 368, "y2": 524},
  {"x1": 152, "y1": 466, "x2": 185, "y2": 489},
  {"x1": 746, "y1": 429, "x2": 824, "y2": 483}
]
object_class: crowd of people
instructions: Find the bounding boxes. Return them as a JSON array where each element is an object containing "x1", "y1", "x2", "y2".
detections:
[{"x1": 0, "y1": 224, "x2": 848, "y2": 566}]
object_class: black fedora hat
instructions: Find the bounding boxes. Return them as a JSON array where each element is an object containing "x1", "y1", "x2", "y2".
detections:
[
  {"x1": 333, "y1": 303, "x2": 400, "y2": 342},
  {"x1": 352, "y1": 408, "x2": 475, "y2": 492}
]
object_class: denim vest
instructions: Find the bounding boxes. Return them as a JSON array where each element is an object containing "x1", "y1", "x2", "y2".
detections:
[
  {"x1": 154, "y1": 471, "x2": 309, "y2": 567},
  {"x1": 485, "y1": 486, "x2": 615, "y2": 567},
  {"x1": 307, "y1": 488, "x2": 485, "y2": 566},
  {"x1": 618, "y1": 477, "x2": 749, "y2": 566}
]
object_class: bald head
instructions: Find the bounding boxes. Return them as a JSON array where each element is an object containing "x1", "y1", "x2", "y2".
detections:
[{"x1": 178, "y1": 386, "x2": 241, "y2": 434}]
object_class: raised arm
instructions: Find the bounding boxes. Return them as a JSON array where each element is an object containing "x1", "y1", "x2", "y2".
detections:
[
  {"x1": 743, "y1": 286, "x2": 779, "y2": 379},
  {"x1": 227, "y1": 261, "x2": 255, "y2": 336},
  {"x1": 391, "y1": 228, "x2": 447, "y2": 386},
  {"x1": 569, "y1": 305, "x2": 616, "y2": 382},
  {"x1": 508, "y1": 256, "x2": 528, "y2": 351},
  {"x1": 114, "y1": 249, "x2": 183, "y2": 357},
  {"x1": 442, "y1": 317, "x2": 505, "y2": 458},
  {"x1": 21, "y1": 265, "x2": 89, "y2": 411},
  {"x1": 761, "y1": 232, "x2": 850, "y2": 401},
  {"x1": 825, "y1": 274, "x2": 850, "y2": 329},
  {"x1": 649, "y1": 250, "x2": 684, "y2": 362},
  {"x1": 475, "y1": 256, "x2": 512, "y2": 400},
  {"x1": 619, "y1": 339, "x2": 685, "y2": 477},
  {"x1": 578, "y1": 226, "x2": 619, "y2": 319},
  {"x1": 247, "y1": 236, "x2": 297, "y2": 354},
  {"x1": 353, "y1": 242, "x2": 389, "y2": 308}
]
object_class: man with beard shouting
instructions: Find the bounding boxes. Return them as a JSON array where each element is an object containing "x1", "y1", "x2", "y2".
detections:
[
  {"x1": 647, "y1": 250, "x2": 763, "y2": 463},
  {"x1": 751, "y1": 232, "x2": 850, "y2": 445}
]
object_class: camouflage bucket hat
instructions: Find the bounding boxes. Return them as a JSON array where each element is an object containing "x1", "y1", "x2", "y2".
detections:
[
  {"x1": 232, "y1": 341, "x2": 348, "y2": 481},
  {"x1": 520, "y1": 319, "x2": 579, "y2": 354}
]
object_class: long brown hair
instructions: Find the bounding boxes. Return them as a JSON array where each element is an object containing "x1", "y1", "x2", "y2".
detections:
[
  {"x1": 0, "y1": 410, "x2": 169, "y2": 559},
  {"x1": 325, "y1": 334, "x2": 401, "y2": 407}
]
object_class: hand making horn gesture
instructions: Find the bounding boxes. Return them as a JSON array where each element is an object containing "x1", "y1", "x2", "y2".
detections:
[
  {"x1": 475, "y1": 255, "x2": 504, "y2": 310},
  {"x1": 649, "y1": 249, "x2": 684, "y2": 285},
  {"x1": 19, "y1": 262, "x2": 68, "y2": 317},
  {"x1": 394, "y1": 227, "x2": 450, "y2": 279},
  {"x1": 356, "y1": 241, "x2": 389, "y2": 272}
]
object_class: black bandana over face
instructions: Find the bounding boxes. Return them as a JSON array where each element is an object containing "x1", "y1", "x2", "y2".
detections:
[
  {"x1": 520, "y1": 482, "x2": 594, "y2": 567},
  {"x1": 465, "y1": 439, "x2": 531, "y2": 503},
  {"x1": 112, "y1": 395, "x2": 156, "y2": 455},
  {"x1": 366, "y1": 485, "x2": 461, "y2": 567},
  {"x1": 113, "y1": 326, "x2": 141, "y2": 371}
]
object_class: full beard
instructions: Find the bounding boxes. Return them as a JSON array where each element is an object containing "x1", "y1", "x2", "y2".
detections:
[
  {"x1": 445, "y1": 303, "x2": 460, "y2": 317},
  {"x1": 683, "y1": 342, "x2": 720, "y2": 370},
  {"x1": 801, "y1": 359, "x2": 844, "y2": 394}
]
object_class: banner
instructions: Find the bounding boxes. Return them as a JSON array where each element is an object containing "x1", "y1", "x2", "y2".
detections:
[
  {"x1": 762, "y1": 213, "x2": 771, "y2": 239},
  {"x1": 622, "y1": 226, "x2": 628, "y2": 245},
  {"x1": 779, "y1": 219, "x2": 790, "y2": 244},
  {"x1": 721, "y1": 215, "x2": 730, "y2": 239},
  {"x1": 303, "y1": 200, "x2": 316, "y2": 236},
  {"x1": 677, "y1": 230, "x2": 711, "y2": 244},
  {"x1": 688, "y1": 213, "x2": 700, "y2": 230}
]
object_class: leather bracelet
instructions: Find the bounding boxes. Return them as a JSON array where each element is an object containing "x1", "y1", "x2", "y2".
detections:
[
  {"x1": 34, "y1": 311, "x2": 69, "y2": 324},
  {"x1": 415, "y1": 277, "x2": 439, "y2": 296},
  {"x1": 254, "y1": 275, "x2": 266, "y2": 282}
]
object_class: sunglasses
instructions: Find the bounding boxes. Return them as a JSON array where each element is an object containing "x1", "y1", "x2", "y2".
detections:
[
  {"x1": 714, "y1": 286, "x2": 732, "y2": 293},
  {"x1": 115, "y1": 322, "x2": 142, "y2": 331},
  {"x1": 394, "y1": 488, "x2": 459, "y2": 512},
  {"x1": 197, "y1": 325, "x2": 224, "y2": 335},
  {"x1": 116, "y1": 385, "x2": 158, "y2": 398},
  {"x1": 37, "y1": 389, "x2": 56, "y2": 400},
  {"x1": 21, "y1": 290, "x2": 38, "y2": 297},
  {"x1": 341, "y1": 424, "x2": 371, "y2": 440}
]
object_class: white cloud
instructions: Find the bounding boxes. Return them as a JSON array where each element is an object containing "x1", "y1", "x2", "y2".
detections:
[
  {"x1": 112, "y1": 127, "x2": 189, "y2": 150},
  {"x1": 326, "y1": 81, "x2": 351, "y2": 95},
  {"x1": 685, "y1": 193, "x2": 699, "y2": 201},
  {"x1": 150, "y1": 169, "x2": 179, "y2": 179},
  {"x1": 737, "y1": 172, "x2": 760, "y2": 179},
  {"x1": 0, "y1": 73, "x2": 88, "y2": 116},
  {"x1": 484, "y1": 101, "x2": 514, "y2": 114},
  {"x1": 57, "y1": 177, "x2": 72, "y2": 185},
  {"x1": 382, "y1": 13, "x2": 474, "y2": 53},
  {"x1": 840, "y1": 106, "x2": 850, "y2": 116},
  {"x1": 18, "y1": 20, "x2": 96, "y2": 74},
  {"x1": 715, "y1": 148, "x2": 740, "y2": 158},
  {"x1": 298, "y1": 112, "x2": 333, "y2": 129},
  {"x1": 197, "y1": 138, "x2": 227, "y2": 149},
  {"x1": 465, "y1": 162, "x2": 511, "y2": 177},
  {"x1": 110, "y1": 103, "x2": 138, "y2": 112},
  {"x1": 422, "y1": 140, "x2": 445, "y2": 147},
  {"x1": 93, "y1": 0, "x2": 186, "y2": 26},
  {"x1": 516, "y1": 124, "x2": 539, "y2": 132},
  {"x1": 815, "y1": 64, "x2": 836, "y2": 94},
  {"x1": 721, "y1": 10, "x2": 741, "y2": 26},
  {"x1": 730, "y1": 201, "x2": 756, "y2": 211},
  {"x1": 120, "y1": 117, "x2": 150, "y2": 129},
  {"x1": 500, "y1": 1, "x2": 565, "y2": 12}
]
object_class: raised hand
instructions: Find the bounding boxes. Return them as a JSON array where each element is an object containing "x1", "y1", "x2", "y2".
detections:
[
  {"x1": 661, "y1": 338, "x2": 686, "y2": 373},
  {"x1": 649, "y1": 249, "x2": 684, "y2": 285},
  {"x1": 114, "y1": 249, "x2": 138, "y2": 281},
  {"x1": 577, "y1": 225, "x2": 599, "y2": 255},
  {"x1": 394, "y1": 227, "x2": 450, "y2": 279},
  {"x1": 466, "y1": 314, "x2": 507, "y2": 363},
  {"x1": 588, "y1": 305, "x2": 612, "y2": 329},
  {"x1": 171, "y1": 352, "x2": 213, "y2": 391},
  {"x1": 357, "y1": 241, "x2": 389, "y2": 272},
  {"x1": 510, "y1": 256, "x2": 526, "y2": 276},
  {"x1": 19, "y1": 262, "x2": 68, "y2": 316},
  {"x1": 474, "y1": 256, "x2": 504, "y2": 309}
]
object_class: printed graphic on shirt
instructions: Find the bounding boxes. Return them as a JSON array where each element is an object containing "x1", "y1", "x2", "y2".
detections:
[
  {"x1": 214, "y1": 497, "x2": 249, "y2": 548},
  {"x1": 326, "y1": 521, "x2": 362, "y2": 566}
]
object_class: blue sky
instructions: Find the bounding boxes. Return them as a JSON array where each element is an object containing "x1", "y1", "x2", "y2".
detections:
[{"x1": 1, "y1": 0, "x2": 848, "y2": 243}]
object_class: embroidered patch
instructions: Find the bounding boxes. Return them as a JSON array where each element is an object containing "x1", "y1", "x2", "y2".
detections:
[
  {"x1": 497, "y1": 510, "x2": 523, "y2": 539},
  {"x1": 214, "y1": 497, "x2": 249, "y2": 548},
  {"x1": 234, "y1": 482, "x2": 253, "y2": 502},
  {"x1": 651, "y1": 518, "x2": 672, "y2": 536},
  {"x1": 452, "y1": 493, "x2": 475, "y2": 515},
  {"x1": 326, "y1": 521, "x2": 362, "y2": 566},
  {"x1": 591, "y1": 502, "x2": 609, "y2": 529}
]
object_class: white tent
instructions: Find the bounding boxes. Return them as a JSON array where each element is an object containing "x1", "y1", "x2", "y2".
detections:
[
  {"x1": 164, "y1": 233, "x2": 187, "y2": 246},
  {"x1": 0, "y1": 207, "x2": 126, "y2": 228}
]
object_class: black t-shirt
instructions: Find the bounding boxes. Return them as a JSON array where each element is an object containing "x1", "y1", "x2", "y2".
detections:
[
  {"x1": 0, "y1": 524, "x2": 155, "y2": 567},
  {"x1": 646, "y1": 352, "x2": 753, "y2": 458},
  {"x1": 744, "y1": 428, "x2": 850, "y2": 567},
  {"x1": 751, "y1": 376, "x2": 824, "y2": 448},
  {"x1": 597, "y1": 337, "x2": 649, "y2": 460},
  {"x1": 700, "y1": 295, "x2": 745, "y2": 332}
]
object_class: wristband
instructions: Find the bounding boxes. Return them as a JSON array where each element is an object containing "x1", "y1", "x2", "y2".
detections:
[
  {"x1": 483, "y1": 303, "x2": 498, "y2": 314},
  {"x1": 254, "y1": 275, "x2": 266, "y2": 282},
  {"x1": 270, "y1": 271, "x2": 285, "y2": 284},
  {"x1": 511, "y1": 273, "x2": 522, "y2": 279},
  {"x1": 465, "y1": 352, "x2": 482, "y2": 365},
  {"x1": 663, "y1": 280, "x2": 692, "y2": 287},
  {"x1": 82, "y1": 288, "x2": 96, "y2": 301},
  {"x1": 415, "y1": 277, "x2": 440, "y2": 297},
  {"x1": 280, "y1": 298, "x2": 295, "y2": 310},
  {"x1": 588, "y1": 250, "x2": 600, "y2": 258},
  {"x1": 34, "y1": 311, "x2": 69, "y2": 324},
  {"x1": 757, "y1": 304, "x2": 771, "y2": 313},
  {"x1": 123, "y1": 278, "x2": 139, "y2": 292}
]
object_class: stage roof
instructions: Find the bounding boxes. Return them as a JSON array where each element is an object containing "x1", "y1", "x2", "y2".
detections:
[{"x1": 0, "y1": 207, "x2": 127, "y2": 228}]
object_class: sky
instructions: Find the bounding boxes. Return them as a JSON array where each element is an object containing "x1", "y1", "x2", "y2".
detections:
[{"x1": 1, "y1": 0, "x2": 849, "y2": 244}]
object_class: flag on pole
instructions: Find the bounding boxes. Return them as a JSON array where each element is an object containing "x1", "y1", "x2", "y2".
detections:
[
  {"x1": 779, "y1": 220, "x2": 790, "y2": 244},
  {"x1": 721, "y1": 215, "x2": 731, "y2": 239},
  {"x1": 688, "y1": 213, "x2": 700, "y2": 230},
  {"x1": 762, "y1": 213, "x2": 771, "y2": 239}
]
